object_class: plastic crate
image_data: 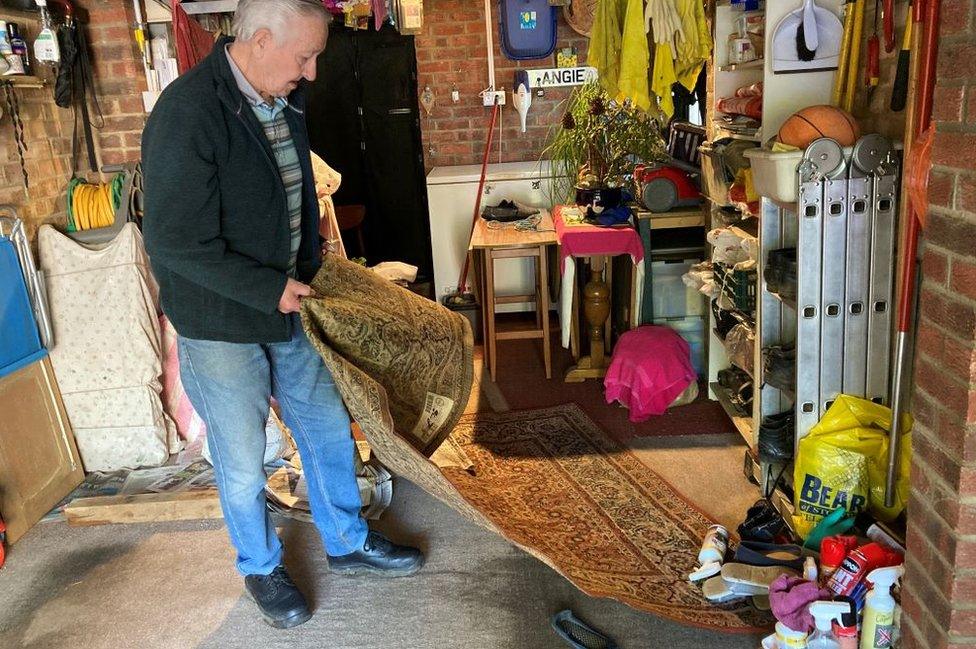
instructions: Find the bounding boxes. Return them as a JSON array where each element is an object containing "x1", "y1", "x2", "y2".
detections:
[
  {"x1": 653, "y1": 316, "x2": 706, "y2": 375},
  {"x1": 651, "y1": 258, "x2": 707, "y2": 320},
  {"x1": 715, "y1": 262, "x2": 757, "y2": 312}
]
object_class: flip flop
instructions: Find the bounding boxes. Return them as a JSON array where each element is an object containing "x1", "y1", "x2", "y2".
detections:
[
  {"x1": 550, "y1": 610, "x2": 617, "y2": 649},
  {"x1": 733, "y1": 540, "x2": 805, "y2": 571},
  {"x1": 702, "y1": 575, "x2": 767, "y2": 602},
  {"x1": 720, "y1": 563, "x2": 800, "y2": 591}
]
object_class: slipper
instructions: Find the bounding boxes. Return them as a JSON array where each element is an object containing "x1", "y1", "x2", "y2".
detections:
[
  {"x1": 688, "y1": 561, "x2": 722, "y2": 583},
  {"x1": 702, "y1": 575, "x2": 767, "y2": 602},
  {"x1": 721, "y1": 563, "x2": 800, "y2": 591},
  {"x1": 733, "y1": 540, "x2": 805, "y2": 571},
  {"x1": 550, "y1": 610, "x2": 617, "y2": 649}
]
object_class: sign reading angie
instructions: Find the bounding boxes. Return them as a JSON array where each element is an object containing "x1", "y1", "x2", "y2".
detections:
[{"x1": 527, "y1": 66, "x2": 598, "y2": 88}]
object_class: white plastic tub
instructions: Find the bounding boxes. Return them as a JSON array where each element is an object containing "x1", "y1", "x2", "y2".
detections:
[{"x1": 743, "y1": 147, "x2": 804, "y2": 202}]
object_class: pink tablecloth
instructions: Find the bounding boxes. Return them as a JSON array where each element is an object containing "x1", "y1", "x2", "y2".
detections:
[
  {"x1": 553, "y1": 205, "x2": 646, "y2": 348},
  {"x1": 553, "y1": 204, "x2": 645, "y2": 266}
]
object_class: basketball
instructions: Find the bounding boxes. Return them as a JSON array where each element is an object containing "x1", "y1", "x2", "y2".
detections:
[{"x1": 778, "y1": 105, "x2": 861, "y2": 149}]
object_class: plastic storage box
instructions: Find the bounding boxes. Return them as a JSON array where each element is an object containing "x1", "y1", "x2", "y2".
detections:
[
  {"x1": 651, "y1": 258, "x2": 707, "y2": 320},
  {"x1": 653, "y1": 316, "x2": 706, "y2": 375},
  {"x1": 743, "y1": 147, "x2": 804, "y2": 202}
]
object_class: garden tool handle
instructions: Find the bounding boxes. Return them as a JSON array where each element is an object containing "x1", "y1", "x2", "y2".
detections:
[
  {"x1": 883, "y1": 0, "x2": 895, "y2": 51},
  {"x1": 890, "y1": 9, "x2": 913, "y2": 111}
]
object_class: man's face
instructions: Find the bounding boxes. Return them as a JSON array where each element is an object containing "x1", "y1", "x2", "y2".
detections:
[{"x1": 252, "y1": 15, "x2": 328, "y2": 98}]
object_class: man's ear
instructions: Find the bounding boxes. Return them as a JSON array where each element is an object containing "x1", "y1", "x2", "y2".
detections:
[{"x1": 252, "y1": 27, "x2": 274, "y2": 57}]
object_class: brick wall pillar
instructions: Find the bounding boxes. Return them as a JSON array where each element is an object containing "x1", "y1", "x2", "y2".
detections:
[{"x1": 901, "y1": 0, "x2": 976, "y2": 646}]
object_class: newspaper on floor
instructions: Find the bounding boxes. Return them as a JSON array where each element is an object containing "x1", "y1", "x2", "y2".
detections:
[
  {"x1": 145, "y1": 459, "x2": 215, "y2": 493},
  {"x1": 265, "y1": 457, "x2": 392, "y2": 522},
  {"x1": 40, "y1": 470, "x2": 128, "y2": 522}
]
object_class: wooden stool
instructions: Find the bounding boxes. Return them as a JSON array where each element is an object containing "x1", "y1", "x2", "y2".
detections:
[{"x1": 468, "y1": 214, "x2": 558, "y2": 381}]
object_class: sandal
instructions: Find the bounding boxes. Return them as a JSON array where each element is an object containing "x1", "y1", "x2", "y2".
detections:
[{"x1": 551, "y1": 610, "x2": 617, "y2": 649}]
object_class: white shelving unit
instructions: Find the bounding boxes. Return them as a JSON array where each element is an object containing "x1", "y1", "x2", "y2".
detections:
[{"x1": 705, "y1": 0, "x2": 844, "y2": 451}]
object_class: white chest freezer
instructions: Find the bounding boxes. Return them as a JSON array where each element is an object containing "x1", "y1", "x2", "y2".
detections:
[{"x1": 426, "y1": 161, "x2": 556, "y2": 312}]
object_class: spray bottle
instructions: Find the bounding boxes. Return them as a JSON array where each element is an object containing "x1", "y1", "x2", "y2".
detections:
[
  {"x1": 859, "y1": 565, "x2": 904, "y2": 649},
  {"x1": 808, "y1": 601, "x2": 850, "y2": 649}
]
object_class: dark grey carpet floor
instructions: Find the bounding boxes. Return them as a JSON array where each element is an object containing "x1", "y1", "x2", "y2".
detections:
[{"x1": 0, "y1": 479, "x2": 766, "y2": 649}]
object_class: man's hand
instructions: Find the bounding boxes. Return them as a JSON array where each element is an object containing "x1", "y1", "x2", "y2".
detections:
[{"x1": 278, "y1": 278, "x2": 314, "y2": 314}]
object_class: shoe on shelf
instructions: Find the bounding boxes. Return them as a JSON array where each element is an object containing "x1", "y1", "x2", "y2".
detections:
[
  {"x1": 328, "y1": 530, "x2": 425, "y2": 578},
  {"x1": 244, "y1": 564, "x2": 312, "y2": 629}
]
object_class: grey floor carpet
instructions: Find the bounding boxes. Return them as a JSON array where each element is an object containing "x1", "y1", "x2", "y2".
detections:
[{"x1": 0, "y1": 479, "x2": 766, "y2": 649}]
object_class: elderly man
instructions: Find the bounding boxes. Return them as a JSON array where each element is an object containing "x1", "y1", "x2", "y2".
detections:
[{"x1": 142, "y1": 0, "x2": 423, "y2": 630}]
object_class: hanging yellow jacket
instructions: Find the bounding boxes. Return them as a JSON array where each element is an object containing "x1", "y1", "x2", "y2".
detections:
[
  {"x1": 651, "y1": 0, "x2": 711, "y2": 117},
  {"x1": 589, "y1": 0, "x2": 625, "y2": 100},
  {"x1": 616, "y1": 0, "x2": 651, "y2": 111}
]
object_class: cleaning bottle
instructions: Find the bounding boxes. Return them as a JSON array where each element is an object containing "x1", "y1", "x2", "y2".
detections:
[
  {"x1": 832, "y1": 596, "x2": 859, "y2": 649},
  {"x1": 32, "y1": 0, "x2": 59, "y2": 65},
  {"x1": 859, "y1": 565, "x2": 904, "y2": 649},
  {"x1": 827, "y1": 543, "x2": 902, "y2": 598},
  {"x1": 808, "y1": 601, "x2": 850, "y2": 649}
]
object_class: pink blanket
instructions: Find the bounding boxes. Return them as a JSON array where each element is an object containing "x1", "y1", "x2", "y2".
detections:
[{"x1": 604, "y1": 326, "x2": 697, "y2": 421}]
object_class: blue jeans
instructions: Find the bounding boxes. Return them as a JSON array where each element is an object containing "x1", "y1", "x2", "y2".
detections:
[{"x1": 177, "y1": 314, "x2": 368, "y2": 575}]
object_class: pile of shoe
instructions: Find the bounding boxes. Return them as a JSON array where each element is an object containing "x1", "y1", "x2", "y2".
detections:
[
  {"x1": 699, "y1": 501, "x2": 803, "y2": 606},
  {"x1": 764, "y1": 248, "x2": 797, "y2": 306},
  {"x1": 758, "y1": 410, "x2": 795, "y2": 463}
]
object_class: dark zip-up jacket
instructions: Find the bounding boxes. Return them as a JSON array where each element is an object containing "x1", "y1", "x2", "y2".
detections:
[{"x1": 142, "y1": 36, "x2": 321, "y2": 343}]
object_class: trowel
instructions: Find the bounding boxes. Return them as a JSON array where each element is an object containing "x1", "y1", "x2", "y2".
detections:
[{"x1": 512, "y1": 69, "x2": 531, "y2": 133}]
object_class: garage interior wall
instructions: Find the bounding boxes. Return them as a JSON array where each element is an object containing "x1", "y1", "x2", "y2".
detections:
[
  {"x1": 0, "y1": 0, "x2": 147, "y2": 242},
  {"x1": 414, "y1": 0, "x2": 589, "y2": 169}
]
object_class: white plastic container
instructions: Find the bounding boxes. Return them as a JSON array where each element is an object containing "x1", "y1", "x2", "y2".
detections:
[
  {"x1": 743, "y1": 147, "x2": 804, "y2": 202},
  {"x1": 651, "y1": 259, "x2": 706, "y2": 320},
  {"x1": 653, "y1": 316, "x2": 706, "y2": 375}
]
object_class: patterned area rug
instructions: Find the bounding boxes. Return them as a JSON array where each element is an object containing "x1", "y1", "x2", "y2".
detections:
[
  {"x1": 440, "y1": 404, "x2": 771, "y2": 633},
  {"x1": 301, "y1": 257, "x2": 771, "y2": 632}
]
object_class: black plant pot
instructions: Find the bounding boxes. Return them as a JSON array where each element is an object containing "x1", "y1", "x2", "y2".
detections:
[{"x1": 574, "y1": 185, "x2": 623, "y2": 210}]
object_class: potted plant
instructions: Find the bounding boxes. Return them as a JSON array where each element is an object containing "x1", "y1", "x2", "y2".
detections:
[{"x1": 543, "y1": 81, "x2": 667, "y2": 208}]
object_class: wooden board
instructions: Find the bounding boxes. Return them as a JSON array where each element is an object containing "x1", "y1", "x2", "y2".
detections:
[
  {"x1": 64, "y1": 489, "x2": 223, "y2": 527},
  {"x1": 0, "y1": 358, "x2": 84, "y2": 544}
]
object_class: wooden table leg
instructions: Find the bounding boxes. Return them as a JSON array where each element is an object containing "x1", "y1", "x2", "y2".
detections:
[
  {"x1": 485, "y1": 249, "x2": 497, "y2": 382},
  {"x1": 539, "y1": 244, "x2": 552, "y2": 379},
  {"x1": 565, "y1": 255, "x2": 611, "y2": 382}
]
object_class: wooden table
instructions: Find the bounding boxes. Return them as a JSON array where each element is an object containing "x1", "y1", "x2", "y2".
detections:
[
  {"x1": 469, "y1": 212, "x2": 558, "y2": 380},
  {"x1": 553, "y1": 206, "x2": 646, "y2": 383}
]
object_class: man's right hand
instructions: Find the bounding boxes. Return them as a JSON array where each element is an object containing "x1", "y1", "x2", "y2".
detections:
[{"x1": 278, "y1": 278, "x2": 314, "y2": 314}]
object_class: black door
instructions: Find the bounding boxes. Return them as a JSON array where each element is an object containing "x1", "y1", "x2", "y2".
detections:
[{"x1": 305, "y1": 21, "x2": 433, "y2": 287}]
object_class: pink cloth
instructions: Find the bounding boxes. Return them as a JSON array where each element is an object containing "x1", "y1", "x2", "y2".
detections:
[
  {"x1": 603, "y1": 326, "x2": 696, "y2": 421},
  {"x1": 554, "y1": 205, "x2": 645, "y2": 267},
  {"x1": 160, "y1": 315, "x2": 207, "y2": 443},
  {"x1": 769, "y1": 574, "x2": 831, "y2": 633}
]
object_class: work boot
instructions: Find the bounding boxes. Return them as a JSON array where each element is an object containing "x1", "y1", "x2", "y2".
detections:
[
  {"x1": 328, "y1": 530, "x2": 425, "y2": 577},
  {"x1": 244, "y1": 565, "x2": 312, "y2": 629}
]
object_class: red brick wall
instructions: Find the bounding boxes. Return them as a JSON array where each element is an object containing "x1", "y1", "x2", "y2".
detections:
[
  {"x1": 901, "y1": 1, "x2": 976, "y2": 646},
  {"x1": 415, "y1": 0, "x2": 589, "y2": 169},
  {"x1": 0, "y1": 0, "x2": 147, "y2": 241}
]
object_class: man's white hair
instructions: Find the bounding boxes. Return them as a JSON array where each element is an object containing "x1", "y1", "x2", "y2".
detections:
[{"x1": 233, "y1": 0, "x2": 329, "y2": 42}]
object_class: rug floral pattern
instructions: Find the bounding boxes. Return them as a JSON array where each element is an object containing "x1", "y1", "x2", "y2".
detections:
[{"x1": 301, "y1": 256, "x2": 772, "y2": 633}]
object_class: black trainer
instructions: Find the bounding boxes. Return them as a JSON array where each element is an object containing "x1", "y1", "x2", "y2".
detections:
[
  {"x1": 244, "y1": 565, "x2": 312, "y2": 629},
  {"x1": 328, "y1": 530, "x2": 424, "y2": 577}
]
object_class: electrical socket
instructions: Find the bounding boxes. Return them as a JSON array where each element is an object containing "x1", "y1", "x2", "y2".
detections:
[{"x1": 482, "y1": 90, "x2": 506, "y2": 107}]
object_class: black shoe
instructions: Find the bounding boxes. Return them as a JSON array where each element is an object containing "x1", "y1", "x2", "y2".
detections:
[
  {"x1": 328, "y1": 531, "x2": 425, "y2": 577},
  {"x1": 244, "y1": 565, "x2": 312, "y2": 629}
]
